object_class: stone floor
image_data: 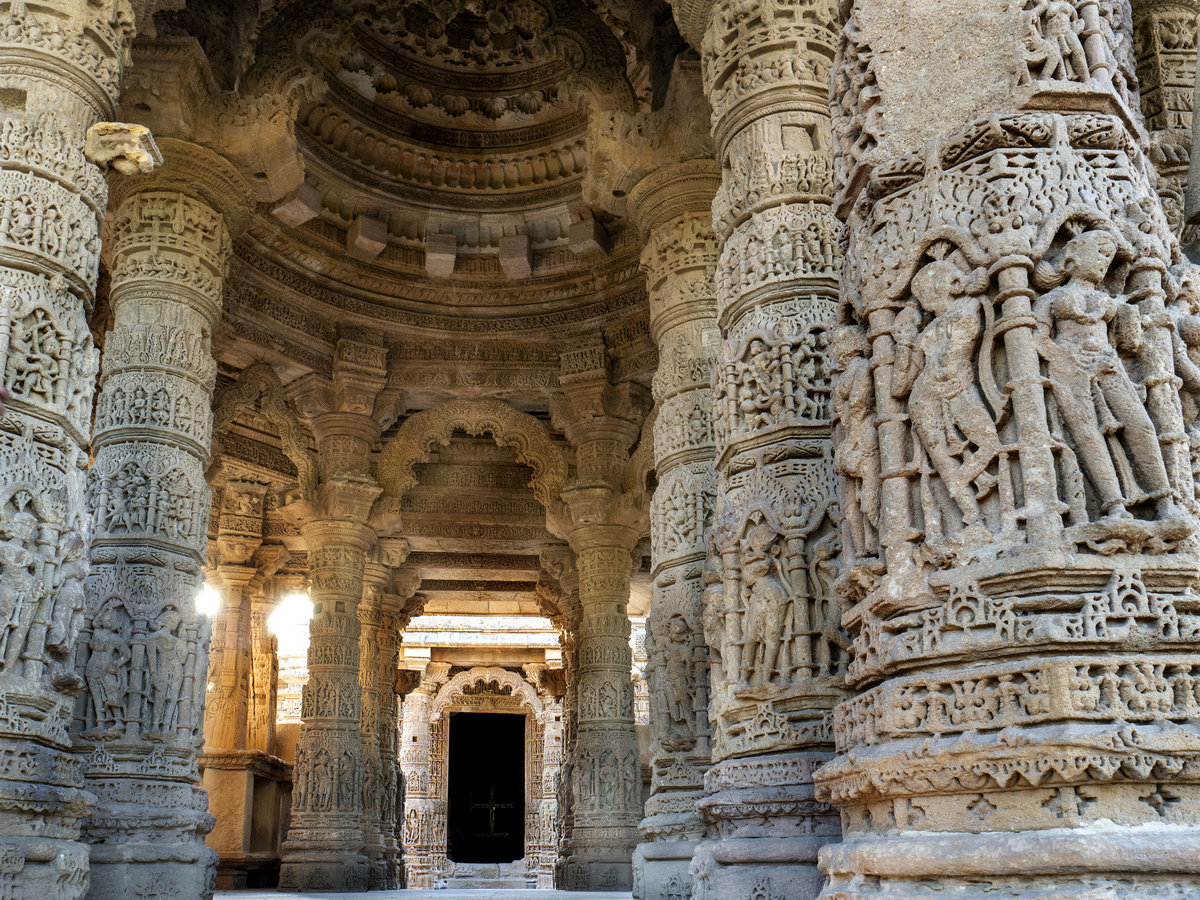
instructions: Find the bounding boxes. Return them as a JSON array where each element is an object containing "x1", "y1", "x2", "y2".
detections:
[{"x1": 216, "y1": 892, "x2": 633, "y2": 899}]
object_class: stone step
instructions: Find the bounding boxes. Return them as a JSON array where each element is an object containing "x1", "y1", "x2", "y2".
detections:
[{"x1": 444, "y1": 877, "x2": 531, "y2": 889}]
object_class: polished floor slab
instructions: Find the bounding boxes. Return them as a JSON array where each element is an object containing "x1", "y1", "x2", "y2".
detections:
[{"x1": 217, "y1": 892, "x2": 633, "y2": 899}]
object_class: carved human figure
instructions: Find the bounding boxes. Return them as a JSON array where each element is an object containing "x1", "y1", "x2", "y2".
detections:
[
  {"x1": 739, "y1": 522, "x2": 790, "y2": 688},
  {"x1": 1034, "y1": 230, "x2": 1181, "y2": 522},
  {"x1": 808, "y1": 531, "x2": 847, "y2": 676},
  {"x1": 86, "y1": 604, "x2": 130, "y2": 733},
  {"x1": 833, "y1": 325, "x2": 880, "y2": 557},
  {"x1": 0, "y1": 511, "x2": 41, "y2": 670},
  {"x1": 599, "y1": 751, "x2": 619, "y2": 808},
  {"x1": 1022, "y1": 0, "x2": 1089, "y2": 82},
  {"x1": 662, "y1": 613, "x2": 694, "y2": 734},
  {"x1": 146, "y1": 605, "x2": 186, "y2": 733},
  {"x1": 894, "y1": 259, "x2": 1000, "y2": 529},
  {"x1": 46, "y1": 530, "x2": 86, "y2": 656},
  {"x1": 1167, "y1": 263, "x2": 1200, "y2": 435}
]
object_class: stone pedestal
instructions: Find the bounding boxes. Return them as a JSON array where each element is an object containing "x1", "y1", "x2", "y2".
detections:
[
  {"x1": 77, "y1": 148, "x2": 248, "y2": 900},
  {"x1": 627, "y1": 161, "x2": 722, "y2": 900},
  {"x1": 201, "y1": 749, "x2": 291, "y2": 889},
  {"x1": 817, "y1": 3, "x2": 1200, "y2": 897}
]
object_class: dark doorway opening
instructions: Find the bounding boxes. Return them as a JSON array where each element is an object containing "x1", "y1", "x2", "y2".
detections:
[{"x1": 447, "y1": 712, "x2": 525, "y2": 863}]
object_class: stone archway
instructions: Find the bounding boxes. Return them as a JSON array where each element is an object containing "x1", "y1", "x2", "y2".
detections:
[
  {"x1": 401, "y1": 666, "x2": 561, "y2": 889},
  {"x1": 378, "y1": 398, "x2": 567, "y2": 511}
]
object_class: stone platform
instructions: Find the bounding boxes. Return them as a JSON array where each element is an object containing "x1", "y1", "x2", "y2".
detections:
[{"x1": 217, "y1": 892, "x2": 633, "y2": 899}]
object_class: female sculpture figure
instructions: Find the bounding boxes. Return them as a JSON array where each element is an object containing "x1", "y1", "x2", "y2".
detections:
[
  {"x1": 739, "y1": 522, "x2": 789, "y2": 688},
  {"x1": 146, "y1": 604, "x2": 187, "y2": 733},
  {"x1": 1035, "y1": 230, "x2": 1181, "y2": 523},
  {"x1": 894, "y1": 259, "x2": 1000, "y2": 530}
]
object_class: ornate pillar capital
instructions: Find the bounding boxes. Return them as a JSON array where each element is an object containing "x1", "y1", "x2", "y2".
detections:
[
  {"x1": 627, "y1": 159, "x2": 723, "y2": 242},
  {"x1": 108, "y1": 138, "x2": 253, "y2": 237}
]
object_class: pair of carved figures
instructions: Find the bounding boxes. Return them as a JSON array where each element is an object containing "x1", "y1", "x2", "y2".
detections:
[
  {"x1": 293, "y1": 743, "x2": 362, "y2": 812},
  {"x1": 0, "y1": 506, "x2": 84, "y2": 676},
  {"x1": 837, "y1": 227, "x2": 1193, "y2": 569},
  {"x1": 577, "y1": 745, "x2": 638, "y2": 811},
  {"x1": 84, "y1": 599, "x2": 200, "y2": 738},
  {"x1": 1019, "y1": 0, "x2": 1137, "y2": 96}
]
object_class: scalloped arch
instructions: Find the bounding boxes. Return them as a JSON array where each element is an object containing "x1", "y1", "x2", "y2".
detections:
[
  {"x1": 211, "y1": 362, "x2": 317, "y2": 496},
  {"x1": 430, "y1": 666, "x2": 543, "y2": 718},
  {"x1": 378, "y1": 398, "x2": 567, "y2": 509}
]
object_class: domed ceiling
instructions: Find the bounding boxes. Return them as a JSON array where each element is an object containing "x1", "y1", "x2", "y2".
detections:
[{"x1": 120, "y1": 0, "x2": 698, "y2": 362}]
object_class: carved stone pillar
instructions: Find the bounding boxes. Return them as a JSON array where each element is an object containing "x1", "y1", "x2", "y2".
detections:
[
  {"x1": 358, "y1": 560, "x2": 388, "y2": 889},
  {"x1": 1133, "y1": 1, "x2": 1199, "y2": 242},
  {"x1": 627, "y1": 161, "x2": 721, "y2": 900},
  {"x1": 817, "y1": 3, "x2": 1200, "y2": 898},
  {"x1": 400, "y1": 661, "x2": 450, "y2": 889},
  {"x1": 278, "y1": 338, "x2": 389, "y2": 892},
  {"x1": 376, "y1": 588, "x2": 406, "y2": 889},
  {"x1": 247, "y1": 591, "x2": 278, "y2": 757},
  {"x1": 692, "y1": 3, "x2": 847, "y2": 899},
  {"x1": 279, "y1": 517, "x2": 372, "y2": 892},
  {"x1": 205, "y1": 481, "x2": 267, "y2": 754},
  {"x1": 0, "y1": 2, "x2": 141, "y2": 896},
  {"x1": 78, "y1": 147, "x2": 248, "y2": 900},
  {"x1": 552, "y1": 351, "x2": 649, "y2": 891},
  {"x1": 540, "y1": 546, "x2": 581, "y2": 889}
]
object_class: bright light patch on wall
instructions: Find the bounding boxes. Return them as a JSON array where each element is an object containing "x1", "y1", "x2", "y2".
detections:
[
  {"x1": 269, "y1": 592, "x2": 313, "y2": 634},
  {"x1": 195, "y1": 585, "x2": 221, "y2": 617},
  {"x1": 269, "y1": 591, "x2": 314, "y2": 659}
]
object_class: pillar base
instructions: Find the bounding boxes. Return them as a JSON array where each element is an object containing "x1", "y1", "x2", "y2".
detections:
[
  {"x1": 87, "y1": 846, "x2": 220, "y2": 900},
  {"x1": 692, "y1": 837, "x2": 826, "y2": 900},
  {"x1": 633, "y1": 840, "x2": 700, "y2": 900},
  {"x1": 277, "y1": 853, "x2": 368, "y2": 892},
  {"x1": 818, "y1": 828, "x2": 1200, "y2": 899},
  {"x1": 83, "y1": 777, "x2": 217, "y2": 900},
  {"x1": 564, "y1": 850, "x2": 634, "y2": 891}
]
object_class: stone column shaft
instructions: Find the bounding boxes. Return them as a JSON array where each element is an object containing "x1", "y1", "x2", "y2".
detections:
[
  {"x1": 247, "y1": 593, "x2": 278, "y2": 756},
  {"x1": 278, "y1": 339, "x2": 388, "y2": 892},
  {"x1": 0, "y1": 2, "x2": 132, "y2": 896},
  {"x1": 629, "y1": 162, "x2": 721, "y2": 900},
  {"x1": 399, "y1": 663, "x2": 448, "y2": 889},
  {"x1": 554, "y1": 359, "x2": 649, "y2": 892},
  {"x1": 1133, "y1": 0, "x2": 1199, "y2": 243},
  {"x1": 568, "y1": 538, "x2": 642, "y2": 891},
  {"x1": 358, "y1": 561, "x2": 388, "y2": 889},
  {"x1": 278, "y1": 519, "x2": 372, "y2": 892},
  {"x1": 817, "y1": 3, "x2": 1200, "y2": 898},
  {"x1": 692, "y1": 2, "x2": 848, "y2": 898},
  {"x1": 205, "y1": 565, "x2": 255, "y2": 752},
  {"x1": 78, "y1": 163, "x2": 242, "y2": 899},
  {"x1": 376, "y1": 593, "x2": 404, "y2": 888}
]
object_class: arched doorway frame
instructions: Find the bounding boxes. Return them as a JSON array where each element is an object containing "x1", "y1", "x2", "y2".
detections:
[{"x1": 402, "y1": 667, "x2": 560, "y2": 888}]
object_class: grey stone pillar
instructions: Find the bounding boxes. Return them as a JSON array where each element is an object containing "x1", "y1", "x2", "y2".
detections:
[
  {"x1": 0, "y1": 1, "x2": 143, "y2": 896},
  {"x1": 277, "y1": 338, "x2": 390, "y2": 892},
  {"x1": 553, "y1": 349, "x2": 650, "y2": 891},
  {"x1": 692, "y1": 2, "x2": 847, "y2": 898},
  {"x1": 78, "y1": 146, "x2": 248, "y2": 900},
  {"x1": 628, "y1": 161, "x2": 721, "y2": 900},
  {"x1": 817, "y1": 2, "x2": 1200, "y2": 897}
]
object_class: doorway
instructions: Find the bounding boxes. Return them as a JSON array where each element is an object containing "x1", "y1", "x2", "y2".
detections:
[{"x1": 447, "y1": 712, "x2": 525, "y2": 863}]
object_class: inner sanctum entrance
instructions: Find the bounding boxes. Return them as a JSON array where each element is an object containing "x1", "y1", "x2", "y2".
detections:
[{"x1": 447, "y1": 712, "x2": 525, "y2": 864}]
